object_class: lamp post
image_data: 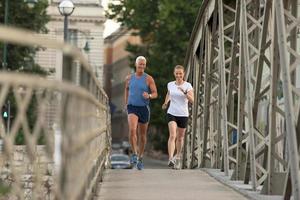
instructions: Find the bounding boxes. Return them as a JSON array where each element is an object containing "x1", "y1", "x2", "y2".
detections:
[
  {"x1": 2, "y1": 0, "x2": 9, "y2": 70},
  {"x1": 2, "y1": 0, "x2": 38, "y2": 70},
  {"x1": 58, "y1": 0, "x2": 75, "y2": 42},
  {"x1": 26, "y1": 0, "x2": 38, "y2": 8},
  {"x1": 58, "y1": 0, "x2": 75, "y2": 81}
]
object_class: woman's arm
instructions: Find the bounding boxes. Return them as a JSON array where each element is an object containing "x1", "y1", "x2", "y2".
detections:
[
  {"x1": 185, "y1": 89, "x2": 194, "y2": 104},
  {"x1": 178, "y1": 86, "x2": 194, "y2": 104},
  {"x1": 162, "y1": 91, "x2": 170, "y2": 110}
]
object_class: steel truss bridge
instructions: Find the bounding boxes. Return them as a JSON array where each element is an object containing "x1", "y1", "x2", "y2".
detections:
[
  {"x1": 1, "y1": 0, "x2": 300, "y2": 199},
  {"x1": 183, "y1": 0, "x2": 300, "y2": 199}
]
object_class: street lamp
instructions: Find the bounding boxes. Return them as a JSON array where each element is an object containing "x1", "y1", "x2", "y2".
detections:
[
  {"x1": 25, "y1": 0, "x2": 38, "y2": 8},
  {"x1": 83, "y1": 41, "x2": 90, "y2": 53},
  {"x1": 58, "y1": 0, "x2": 75, "y2": 42},
  {"x1": 2, "y1": 0, "x2": 38, "y2": 70}
]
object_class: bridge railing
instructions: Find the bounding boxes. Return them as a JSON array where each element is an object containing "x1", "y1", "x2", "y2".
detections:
[
  {"x1": 0, "y1": 26, "x2": 111, "y2": 199},
  {"x1": 183, "y1": 0, "x2": 300, "y2": 199}
]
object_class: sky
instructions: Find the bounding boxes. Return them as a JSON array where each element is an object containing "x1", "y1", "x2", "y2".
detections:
[{"x1": 102, "y1": 0, "x2": 120, "y2": 37}]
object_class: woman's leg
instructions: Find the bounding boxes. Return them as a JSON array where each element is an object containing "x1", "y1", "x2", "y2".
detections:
[
  {"x1": 168, "y1": 121, "x2": 177, "y2": 160},
  {"x1": 175, "y1": 127, "x2": 186, "y2": 159}
]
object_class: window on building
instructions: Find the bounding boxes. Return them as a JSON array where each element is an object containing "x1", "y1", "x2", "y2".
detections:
[{"x1": 68, "y1": 29, "x2": 78, "y2": 47}]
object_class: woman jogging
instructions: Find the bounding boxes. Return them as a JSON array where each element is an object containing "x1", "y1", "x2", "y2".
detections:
[{"x1": 162, "y1": 65, "x2": 194, "y2": 169}]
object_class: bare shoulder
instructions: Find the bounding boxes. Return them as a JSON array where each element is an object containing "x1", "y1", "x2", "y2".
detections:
[
  {"x1": 125, "y1": 74, "x2": 131, "y2": 82},
  {"x1": 186, "y1": 81, "x2": 193, "y2": 87},
  {"x1": 146, "y1": 74, "x2": 155, "y2": 83}
]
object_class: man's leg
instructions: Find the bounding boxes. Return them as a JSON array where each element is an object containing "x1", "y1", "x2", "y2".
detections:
[
  {"x1": 137, "y1": 122, "x2": 148, "y2": 158},
  {"x1": 168, "y1": 121, "x2": 177, "y2": 160},
  {"x1": 128, "y1": 114, "x2": 139, "y2": 155}
]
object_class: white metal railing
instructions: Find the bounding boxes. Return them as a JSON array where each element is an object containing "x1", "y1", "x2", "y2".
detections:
[{"x1": 0, "y1": 26, "x2": 111, "y2": 200}]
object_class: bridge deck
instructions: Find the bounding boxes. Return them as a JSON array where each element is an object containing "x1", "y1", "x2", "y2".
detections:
[{"x1": 98, "y1": 169, "x2": 248, "y2": 200}]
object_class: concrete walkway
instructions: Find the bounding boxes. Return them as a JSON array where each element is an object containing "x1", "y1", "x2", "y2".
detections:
[{"x1": 98, "y1": 169, "x2": 248, "y2": 200}]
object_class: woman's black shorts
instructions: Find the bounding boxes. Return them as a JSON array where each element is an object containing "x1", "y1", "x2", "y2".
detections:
[{"x1": 167, "y1": 113, "x2": 188, "y2": 128}]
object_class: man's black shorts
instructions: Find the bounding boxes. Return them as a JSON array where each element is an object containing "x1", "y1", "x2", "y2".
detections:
[
  {"x1": 127, "y1": 105, "x2": 150, "y2": 124},
  {"x1": 167, "y1": 113, "x2": 188, "y2": 128}
]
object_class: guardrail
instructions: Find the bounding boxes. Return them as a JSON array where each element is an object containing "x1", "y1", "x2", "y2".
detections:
[{"x1": 0, "y1": 26, "x2": 111, "y2": 199}]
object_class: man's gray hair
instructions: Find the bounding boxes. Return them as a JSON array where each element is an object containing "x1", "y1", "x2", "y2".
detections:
[{"x1": 135, "y1": 56, "x2": 147, "y2": 64}]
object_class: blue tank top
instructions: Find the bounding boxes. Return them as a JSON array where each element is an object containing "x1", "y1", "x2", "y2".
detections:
[{"x1": 128, "y1": 73, "x2": 150, "y2": 106}]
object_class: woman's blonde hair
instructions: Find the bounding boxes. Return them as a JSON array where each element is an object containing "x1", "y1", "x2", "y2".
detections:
[{"x1": 174, "y1": 65, "x2": 185, "y2": 72}]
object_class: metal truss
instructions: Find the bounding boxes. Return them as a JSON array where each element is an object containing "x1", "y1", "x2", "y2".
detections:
[{"x1": 183, "y1": 0, "x2": 300, "y2": 199}]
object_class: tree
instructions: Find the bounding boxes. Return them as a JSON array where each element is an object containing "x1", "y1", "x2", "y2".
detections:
[
  {"x1": 0, "y1": 0, "x2": 50, "y2": 144},
  {"x1": 107, "y1": 0, "x2": 202, "y2": 152},
  {"x1": 0, "y1": 0, "x2": 50, "y2": 71}
]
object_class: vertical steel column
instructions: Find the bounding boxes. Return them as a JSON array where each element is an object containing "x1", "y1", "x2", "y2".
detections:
[
  {"x1": 251, "y1": 0, "x2": 274, "y2": 192},
  {"x1": 193, "y1": 58, "x2": 202, "y2": 168},
  {"x1": 266, "y1": 10, "x2": 280, "y2": 193},
  {"x1": 240, "y1": 0, "x2": 257, "y2": 190},
  {"x1": 236, "y1": 36, "x2": 247, "y2": 182},
  {"x1": 224, "y1": 0, "x2": 244, "y2": 181},
  {"x1": 201, "y1": 25, "x2": 212, "y2": 168},
  {"x1": 210, "y1": 7, "x2": 221, "y2": 168},
  {"x1": 218, "y1": 0, "x2": 229, "y2": 175},
  {"x1": 252, "y1": 0, "x2": 272, "y2": 125},
  {"x1": 183, "y1": 52, "x2": 194, "y2": 169},
  {"x1": 274, "y1": 0, "x2": 300, "y2": 199},
  {"x1": 259, "y1": 0, "x2": 288, "y2": 194},
  {"x1": 190, "y1": 54, "x2": 199, "y2": 168},
  {"x1": 226, "y1": 0, "x2": 240, "y2": 129},
  {"x1": 289, "y1": 0, "x2": 297, "y2": 86}
]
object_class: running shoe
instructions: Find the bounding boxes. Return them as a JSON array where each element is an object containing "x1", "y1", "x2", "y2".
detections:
[
  {"x1": 168, "y1": 158, "x2": 175, "y2": 168},
  {"x1": 137, "y1": 157, "x2": 144, "y2": 170},
  {"x1": 130, "y1": 154, "x2": 138, "y2": 166},
  {"x1": 174, "y1": 157, "x2": 181, "y2": 170}
]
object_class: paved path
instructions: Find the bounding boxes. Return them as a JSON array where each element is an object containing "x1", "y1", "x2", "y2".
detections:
[
  {"x1": 98, "y1": 169, "x2": 248, "y2": 200},
  {"x1": 142, "y1": 155, "x2": 168, "y2": 169}
]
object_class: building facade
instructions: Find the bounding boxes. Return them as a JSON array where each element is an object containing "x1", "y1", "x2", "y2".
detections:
[
  {"x1": 104, "y1": 27, "x2": 141, "y2": 143},
  {"x1": 35, "y1": 0, "x2": 105, "y2": 84}
]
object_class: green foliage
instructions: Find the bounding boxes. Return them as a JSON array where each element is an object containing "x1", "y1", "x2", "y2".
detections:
[
  {"x1": 107, "y1": 0, "x2": 202, "y2": 152},
  {"x1": 0, "y1": 0, "x2": 49, "y2": 144},
  {"x1": 0, "y1": 0, "x2": 50, "y2": 71},
  {"x1": 6, "y1": 89, "x2": 46, "y2": 145},
  {"x1": 0, "y1": 180, "x2": 11, "y2": 196}
]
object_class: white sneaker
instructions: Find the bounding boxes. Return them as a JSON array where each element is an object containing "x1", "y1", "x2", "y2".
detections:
[
  {"x1": 174, "y1": 157, "x2": 181, "y2": 170},
  {"x1": 168, "y1": 158, "x2": 175, "y2": 168}
]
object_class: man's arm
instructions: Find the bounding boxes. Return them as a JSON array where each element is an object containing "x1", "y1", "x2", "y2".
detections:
[
  {"x1": 124, "y1": 75, "x2": 130, "y2": 106},
  {"x1": 148, "y1": 75, "x2": 158, "y2": 99}
]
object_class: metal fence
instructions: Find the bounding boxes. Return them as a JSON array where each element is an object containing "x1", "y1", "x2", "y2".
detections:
[
  {"x1": 0, "y1": 26, "x2": 111, "y2": 199},
  {"x1": 183, "y1": 0, "x2": 300, "y2": 199}
]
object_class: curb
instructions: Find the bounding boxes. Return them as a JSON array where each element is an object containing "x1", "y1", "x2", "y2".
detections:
[{"x1": 202, "y1": 168, "x2": 282, "y2": 200}]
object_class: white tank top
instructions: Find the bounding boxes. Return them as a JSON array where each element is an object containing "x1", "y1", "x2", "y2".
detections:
[{"x1": 167, "y1": 81, "x2": 193, "y2": 117}]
